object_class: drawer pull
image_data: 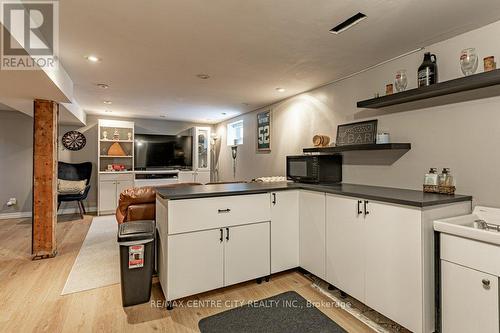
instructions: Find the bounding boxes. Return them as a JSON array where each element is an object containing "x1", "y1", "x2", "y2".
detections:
[
  {"x1": 226, "y1": 227, "x2": 230, "y2": 241},
  {"x1": 219, "y1": 228, "x2": 223, "y2": 243},
  {"x1": 218, "y1": 209, "x2": 231, "y2": 213},
  {"x1": 482, "y1": 279, "x2": 491, "y2": 289}
]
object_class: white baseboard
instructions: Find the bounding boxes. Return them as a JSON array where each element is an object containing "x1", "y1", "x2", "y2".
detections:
[
  {"x1": 0, "y1": 211, "x2": 32, "y2": 220},
  {"x1": 0, "y1": 206, "x2": 98, "y2": 220}
]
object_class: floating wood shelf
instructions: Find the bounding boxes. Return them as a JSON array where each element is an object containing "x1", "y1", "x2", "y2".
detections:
[
  {"x1": 357, "y1": 69, "x2": 500, "y2": 109},
  {"x1": 303, "y1": 143, "x2": 411, "y2": 165}
]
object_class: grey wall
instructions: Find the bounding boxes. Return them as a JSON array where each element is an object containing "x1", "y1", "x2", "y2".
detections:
[
  {"x1": 215, "y1": 20, "x2": 500, "y2": 207},
  {"x1": 59, "y1": 114, "x2": 208, "y2": 209},
  {"x1": 0, "y1": 110, "x2": 33, "y2": 214}
]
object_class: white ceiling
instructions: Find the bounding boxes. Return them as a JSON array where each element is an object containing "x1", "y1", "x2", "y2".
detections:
[{"x1": 59, "y1": 0, "x2": 500, "y2": 124}]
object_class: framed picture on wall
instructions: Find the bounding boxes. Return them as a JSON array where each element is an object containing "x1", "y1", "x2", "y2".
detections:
[{"x1": 257, "y1": 110, "x2": 271, "y2": 152}]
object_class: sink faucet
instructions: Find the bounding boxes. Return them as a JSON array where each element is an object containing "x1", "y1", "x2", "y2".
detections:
[{"x1": 473, "y1": 219, "x2": 488, "y2": 230}]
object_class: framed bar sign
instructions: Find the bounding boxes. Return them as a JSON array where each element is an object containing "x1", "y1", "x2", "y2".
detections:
[
  {"x1": 336, "y1": 119, "x2": 378, "y2": 146},
  {"x1": 257, "y1": 110, "x2": 271, "y2": 151}
]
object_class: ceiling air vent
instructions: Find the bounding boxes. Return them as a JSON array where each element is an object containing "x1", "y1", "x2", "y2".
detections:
[{"x1": 330, "y1": 12, "x2": 367, "y2": 34}]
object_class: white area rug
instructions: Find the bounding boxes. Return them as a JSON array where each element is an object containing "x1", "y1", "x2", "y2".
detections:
[{"x1": 62, "y1": 215, "x2": 120, "y2": 295}]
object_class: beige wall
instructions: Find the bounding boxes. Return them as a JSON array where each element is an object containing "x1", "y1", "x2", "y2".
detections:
[
  {"x1": 0, "y1": 110, "x2": 33, "y2": 215},
  {"x1": 215, "y1": 20, "x2": 500, "y2": 206},
  {"x1": 59, "y1": 115, "x2": 208, "y2": 210}
]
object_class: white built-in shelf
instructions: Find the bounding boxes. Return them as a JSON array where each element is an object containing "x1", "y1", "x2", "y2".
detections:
[
  {"x1": 99, "y1": 171, "x2": 134, "y2": 174},
  {"x1": 99, "y1": 139, "x2": 134, "y2": 143},
  {"x1": 100, "y1": 155, "x2": 133, "y2": 158}
]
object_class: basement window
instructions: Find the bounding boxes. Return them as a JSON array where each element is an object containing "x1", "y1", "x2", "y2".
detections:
[{"x1": 227, "y1": 120, "x2": 243, "y2": 146}]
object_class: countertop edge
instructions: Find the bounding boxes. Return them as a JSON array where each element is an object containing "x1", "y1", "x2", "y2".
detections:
[{"x1": 156, "y1": 184, "x2": 472, "y2": 208}]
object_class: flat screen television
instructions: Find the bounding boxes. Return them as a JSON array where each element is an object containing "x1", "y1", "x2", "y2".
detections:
[{"x1": 134, "y1": 134, "x2": 192, "y2": 170}]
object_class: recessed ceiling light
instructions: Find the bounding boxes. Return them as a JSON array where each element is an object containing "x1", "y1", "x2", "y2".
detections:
[
  {"x1": 104, "y1": 110, "x2": 112, "y2": 113},
  {"x1": 196, "y1": 74, "x2": 210, "y2": 80},
  {"x1": 96, "y1": 83, "x2": 109, "y2": 89},
  {"x1": 276, "y1": 87, "x2": 286, "y2": 92},
  {"x1": 330, "y1": 12, "x2": 367, "y2": 34},
  {"x1": 103, "y1": 100, "x2": 112, "y2": 105},
  {"x1": 86, "y1": 55, "x2": 100, "y2": 62}
]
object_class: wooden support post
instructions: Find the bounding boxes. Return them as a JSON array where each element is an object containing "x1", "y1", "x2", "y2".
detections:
[{"x1": 32, "y1": 99, "x2": 58, "y2": 259}]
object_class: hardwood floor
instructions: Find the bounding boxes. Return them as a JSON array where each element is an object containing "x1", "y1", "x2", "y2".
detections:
[{"x1": 0, "y1": 214, "x2": 374, "y2": 333}]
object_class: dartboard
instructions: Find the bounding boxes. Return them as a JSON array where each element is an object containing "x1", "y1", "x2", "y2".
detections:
[{"x1": 62, "y1": 131, "x2": 86, "y2": 151}]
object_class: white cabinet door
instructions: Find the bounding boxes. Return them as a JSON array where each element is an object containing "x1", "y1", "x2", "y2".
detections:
[
  {"x1": 364, "y1": 201, "x2": 423, "y2": 333},
  {"x1": 115, "y1": 180, "x2": 134, "y2": 206},
  {"x1": 195, "y1": 171, "x2": 210, "y2": 184},
  {"x1": 178, "y1": 171, "x2": 195, "y2": 183},
  {"x1": 224, "y1": 222, "x2": 270, "y2": 286},
  {"x1": 442, "y1": 260, "x2": 499, "y2": 333},
  {"x1": 299, "y1": 190, "x2": 326, "y2": 279},
  {"x1": 326, "y1": 195, "x2": 365, "y2": 301},
  {"x1": 270, "y1": 191, "x2": 299, "y2": 273},
  {"x1": 167, "y1": 229, "x2": 224, "y2": 301},
  {"x1": 99, "y1": 181, "x2": 116, "y2": 213},
  {"x1": 194, "y1": 127, "x2": 211, "y2": 172}
]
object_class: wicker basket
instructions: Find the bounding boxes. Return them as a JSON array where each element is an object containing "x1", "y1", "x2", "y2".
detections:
[
  {"x1": 438, "y1": 185, "x2": 456, "y2": 195},
  {"x1": 423, "y1": 184, "x2": 456, "y2": 195}
]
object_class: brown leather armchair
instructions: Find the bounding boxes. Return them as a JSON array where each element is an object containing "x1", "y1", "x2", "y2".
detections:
[{"x1": 116, "y1": 183, "x2": 201, "y2": 224}]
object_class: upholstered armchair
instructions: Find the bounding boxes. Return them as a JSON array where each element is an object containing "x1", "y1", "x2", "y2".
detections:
[{"x1": 57, "y1": 162, "x2": 92, "y2": 218}]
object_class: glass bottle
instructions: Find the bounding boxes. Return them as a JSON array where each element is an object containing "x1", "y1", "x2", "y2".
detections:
[
  {"x1": 418, "y1": 52, "x2": 438, "y2": 87},
  {"x1": 424, "y1": 168, "x2": 438, "y2": 185},
  {"x1": 438, "y1": 168, "x2": 453, "y2": 187}
]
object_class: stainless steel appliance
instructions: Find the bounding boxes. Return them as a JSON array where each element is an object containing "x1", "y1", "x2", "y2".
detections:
[{"x1": 286, "y1": 155, "x2": 342, "y2": 183}]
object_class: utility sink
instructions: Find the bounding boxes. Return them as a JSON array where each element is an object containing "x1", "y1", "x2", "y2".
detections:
[{"x1": 434, "y1": 206, "x2": 500, "y2": 245}]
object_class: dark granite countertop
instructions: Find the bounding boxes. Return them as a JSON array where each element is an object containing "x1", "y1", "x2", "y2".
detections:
[{"x1": 156, "y1": 182, "x2": 472, "y2": 208}]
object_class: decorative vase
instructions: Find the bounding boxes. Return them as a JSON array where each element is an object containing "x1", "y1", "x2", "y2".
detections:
[
  {"x1": 102, "y1": 130, "x2": 108, "y2": 140},
  {"x1": 113, "y1": 129, "x2": 120, "y2": 140},
  {"x1": 127, "y1": 132, "x2": 132, "y2": 141}
]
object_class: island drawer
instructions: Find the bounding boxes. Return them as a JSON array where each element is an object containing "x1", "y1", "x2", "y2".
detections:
[{"x1": 167, "y1": 193, "x2": 271, "y2": 234}]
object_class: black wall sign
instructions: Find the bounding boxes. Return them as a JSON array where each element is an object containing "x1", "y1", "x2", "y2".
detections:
[
  {"x1": 257, "y1": 110, "x2": 271, "y2": 151},
  {"x1": 336, "y1": 120, "x2": 378, "y2": 146}
]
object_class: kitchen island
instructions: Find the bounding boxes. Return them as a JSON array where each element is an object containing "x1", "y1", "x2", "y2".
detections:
[{"x1": 156, "y1": 182, "x2": 472, "y2": 333}]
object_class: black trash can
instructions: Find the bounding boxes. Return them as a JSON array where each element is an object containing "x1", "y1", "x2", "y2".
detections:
[{"x1": 117, "y1": 220, "x2": 155, "y2": 307}]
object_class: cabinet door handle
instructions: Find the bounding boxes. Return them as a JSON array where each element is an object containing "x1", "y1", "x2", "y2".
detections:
[
  {"x1": 364, "y1": 200, "x2": 369, "y2": 216},
  {"x1": 219, "y1": 228, "x2": 223, "y2": 243},
  {"x1": 226, "y1": 227, "x2": 229, "y2": 241},
  {"x1": 272, "y1": 193, "x2": 276, "y2": 205},
  {"x1": 357, "y1": 200, "x2": 363, "y2": 216},
  {"x1": 482, "y1": 279, "x2": 491, "y2": 289},
  {"x1": 218, "y1": 209, "x2": 231, "y2": 213}
]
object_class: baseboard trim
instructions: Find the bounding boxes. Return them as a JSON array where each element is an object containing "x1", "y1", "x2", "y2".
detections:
[
  {"x1": 0, "y1": 211, "x2": 32, "y2": 220},
  {"x1": 0, "y1": 206, "x2": 98, "y2": 220}
]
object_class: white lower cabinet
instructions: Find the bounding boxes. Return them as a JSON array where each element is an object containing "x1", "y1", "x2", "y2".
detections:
[
  {"x1": 364, "y1": 202, "x2": 423, "y2": 333},
  {"x1": 326, "y1": 195, "x2": 365, "y2": 301},
  {"x1": 167, "y1": 229, "x2": 224, "y2": 301},
  {"x1": 270, "y1": 191, "x2": 299, "y2": 273},
  {"x1": 195, "y1": 170, "x2": 211, "y2": 184},
  {"x1": 441, "y1": 260, "x2": 499, "y2": 333},
  {"x1": 178, "y1": 170, "x2": 210, "y2": 184},
  {"x1": 98, "y1": 181, "x2": 117, "y2": 213},
  {"x1": 326, "y1": 194, "x2": 425, "y2": 333},
  {"x1": 299, "y1": 190, "x2": 326, "y2": 279},
  {"x1": 164, "y1": 220, "x2": 270, "y2": 301},
  {"x1": 224, "y1": 222, "x2": 270, "y2": 286},
  {"x1": 177, "y1": 171, "x2": 195, "y2": 183},
  {"x1": 98, "y1": 173, "x2": 134, "y2": 215}
]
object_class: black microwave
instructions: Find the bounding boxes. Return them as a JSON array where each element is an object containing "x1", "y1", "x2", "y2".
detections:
[{"x1": 286, "y1": 155, "x2": 342, "y2": 184}]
